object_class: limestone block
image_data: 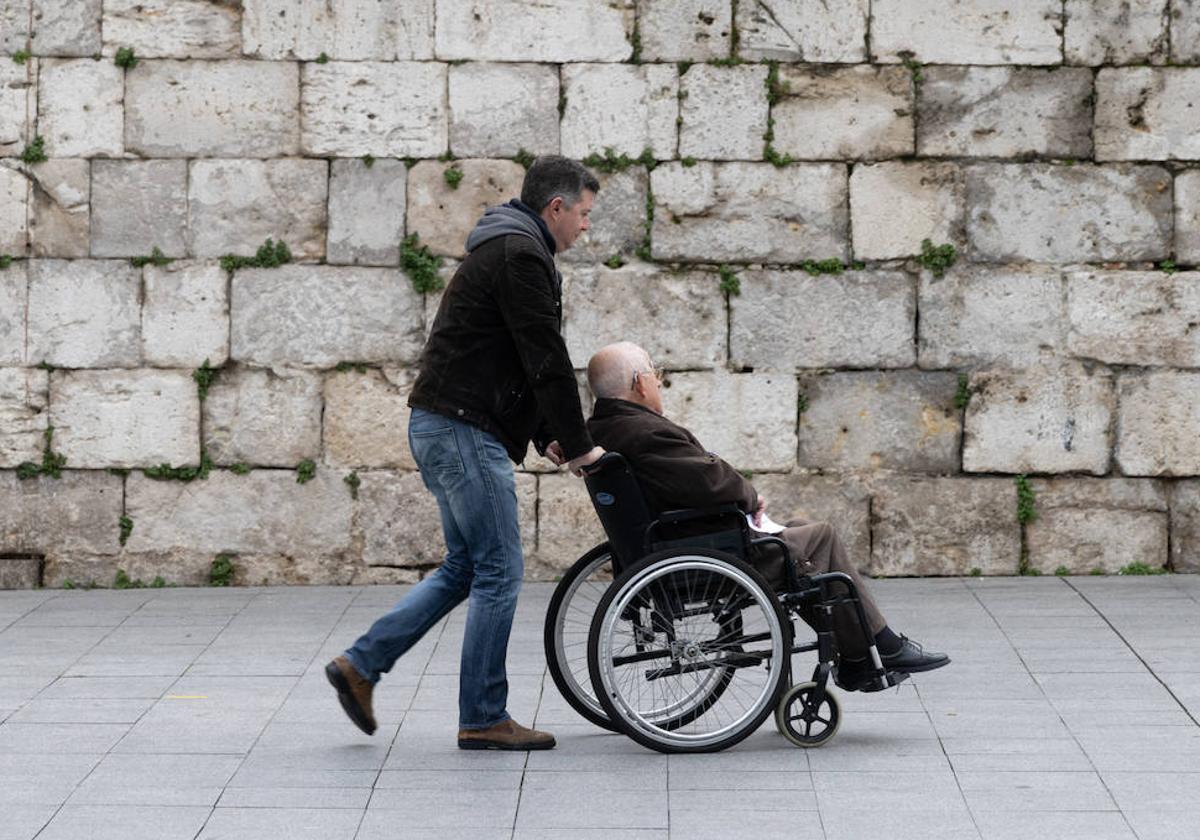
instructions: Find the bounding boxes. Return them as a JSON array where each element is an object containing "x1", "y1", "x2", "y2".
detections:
[
  {"x1": 1096, "y1": 68, "x2": 1200, "y2": 161},
  {"x1": 0, "y1": 60, "x2": 33, "y2": 156},
  {"x1": 850, "y1": 162, "x2": 964, "y2": 259},
  {"x1": 126, "y1": 60, "x2": 299, "y2": 158},
  {"x1": 242, "y1": 0, "x2": 434, "y2": 60},
  {"x1": 1169, "y1": 481, "x2": 1200, "y2": 572},
  {"x1": 125, "y1": 470, "x2": 352, "y2": 555},
  {"x1": 50, "y1": 369, "x2": 200, "y2": 468},
  {"x1": 449, "y1": 63, "x2": 560, "y2": 158},
  {"x1": 562, "y1": 263, "x2": 724, "y2": 371},
  {"x1": 323, "y1": 368, "x2": 415, "y2": 469},
  {"x1": 435, "y1": 0, "x2": 632, "y2": 62},
  {"x1": 216, "y1": 552, "x2": 358, "y2": 586},
  {"x1": 1066, "y1": 271, "x2": 1200, "y2": 367},
  {"x1": 0, "y1": 470, "x2": 122, "y2": 555},
  {"x1": 1027, "y1": 478, "x2": 1168, "y2": 574},
  {"x1": 405, "y1": 159, "x2": 526, "y2": 258},
  {"x1": 919, "y1": 266, "x2": 1066, "y2": 369},
  {"x1": 798, "y1": 371, "x2": 960, "y2": 473},
  {"x1": 1174, "y1": 0, "x2": 1200, "y2": 63},
  {"x1": 751, "y1": 473, "x2": 871, "y2": 573},
  {"x1": 1, "y1": 0, "x2": 29, "y2": 52},
  {"x1": 37, "y1": 58, "x2": 123, "y2": 157},
  {"x1": 560, "y1": 64, "x2": 677, "y2": 160},
  {"x1": 90, "y1": 160, "x2": 188, "y2": 258},
  {"x1": 1116, "y1": 371, "x2": 1200, "y2": 476},
  {"x1": 650, "y1": 161, "x2": 848, "y2": 263},
  {"x1": 28, "y1": 260, "x2": 140, "y2": 368},
  {"x1": 141, "y1": 261, "x2": 229, "y2": 368},
  {"x1": 966, "y1": 164, "x2": 1172, "y2": 262},
  {"x1": 231, "y1": 266, "x2": 424, "y2": 368},
  {"x1": 918, "y1": 67, "x2": 1094, "y2": 159},
  {"x1": 0, "y1": 261, "x2": 25, "y2": 364},
  {"x1": 101, "y1": 0, "x2": 241, "y2": 59},
  {"x1": 327, "y1": 158, "x2": 406, "y2": 267},
  {"x1": 679, "y1": 64, "x2": 768, "y2": 160},
  {"x1": 188, "y1": 159, "x2": 327, "y2": 259},
  {"x1": 301, "y1": 61, "x2": 446, "y2": 158},
  {"x1": 537, "y1": 473, "x2": 605, "y2": 571},
  {"x1": 558, "y1": 168, "x2": 648, "y2": 265},
  {"x1": 773, "y1": 66, "x2": 913, "y2": 161},
  {"x1": 735, "y1": 0, "x2": 867, "y2": 62},
  {"x1": 31, "y1": 0, "x2": 101, "y2": 55},
  {"x1": 352, "y1": 567, "x2": 420, "y2": 585},
  {"x1": 0, "y1": 163, "x2": 26, "y2": 255},
  {"x1": 871, "y1": 476, "x2": 1021, "y2": 576},
  {"x1": 661, "y1": 371, "x2": 798, "y2": 472},
  {"x1": 0, "y1": 557, "x2": 40, "y2": 588},
  {"x1": 638, "y1": 0, "x2": 730, "y2": 62},
  {"x1": 27, "y1": 158, "x2": 89, "y2": 258},
  {"x1": 871, "y1": 0, "x2": 1063, "y2": 65},
  {"x1": 1065, "y1": 0, "x2": 1169, "y2": 65},
  {"x1": 202, "y1": 367, "x2": 321, "y2": 467},
  {"x1": 730, "y1": 269, "x2": 915, "y2": 370},
  {"x1": 1178, "y1": 171, "x2": 1200, "y2": 264},
  {"x1": 963, "y1": 365, "x2": 1115, "y2": 475},
  {"x1": 0, "y1": 368, "x2": 47, "y2": 468}
]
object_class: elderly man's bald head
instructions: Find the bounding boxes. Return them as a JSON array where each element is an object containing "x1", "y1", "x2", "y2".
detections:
[{"x1": 587, "y1": 342, "x2": 664, "y2": 413}]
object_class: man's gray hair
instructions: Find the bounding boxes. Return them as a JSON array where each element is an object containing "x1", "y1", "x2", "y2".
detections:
[
  {"x1": 587, "y1": 342, "x2": 649, "y2": 399},
  {"x1": 521, "y1": 155, "x2": 601, "y2": 212}
]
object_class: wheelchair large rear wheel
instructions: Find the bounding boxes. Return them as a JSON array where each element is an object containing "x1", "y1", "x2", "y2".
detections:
[{"x1": 588, "y1": 549, "x2": 792, "y2": 753}]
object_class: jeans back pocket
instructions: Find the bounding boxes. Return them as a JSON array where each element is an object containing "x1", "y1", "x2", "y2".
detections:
[{"x1": 410, "y1": 425, "x2": 466, "y2": 483}]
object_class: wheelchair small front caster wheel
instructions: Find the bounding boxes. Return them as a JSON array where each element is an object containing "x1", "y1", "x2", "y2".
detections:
[{"x1": 775, "y1": 681, "x2": 841, "y2": 748}]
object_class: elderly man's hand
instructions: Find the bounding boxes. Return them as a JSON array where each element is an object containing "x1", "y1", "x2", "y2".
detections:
[
  {"x1": 545, "y1": 441, "x2": 566, "y2": 466},
  {"x1": 567, "y1": 446, "x2": 606, "y2": 477},
  {"x1": 753, "y1": 494, "x2": 766, "y2": 528}
]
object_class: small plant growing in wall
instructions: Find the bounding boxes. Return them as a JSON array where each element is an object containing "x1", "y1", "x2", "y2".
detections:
[
  {"x1": 11, "y1": 49, "x2": 30, "y2": 64},
  {"x1": 1015, "y1": 475, "x2": 1037, "y2": 525},
  {"x1": 0, "y1": 254, "x2": 13, "y2": 269},
  {"x1": 443, "y1": 165, "x2": 464, "y2": 189},
  {"x1": 400, "y1": 233, "x2": 444, "y2": 294},
  {"x1": 20, "y1": 135, "x2": 46, "y2": 164},
  {"x1": 315, "y1": 51, "x2": 329, "y2": 64},
  {"x1": 129, "y1": 247, "x2": 172, "y2": 268},
  {"x1": 193, "y1": 359, "x2": 219, "y2": 401},
  {"x1": 210, "y1": 554, "x2": 235, "y2": 587},
  {"x1": 16, "y1": 426, "x2": 67, "y2": 480},
  {"x1": 220, "y1": 238, "x2": 292, "y2": 273},
  {"x1": 801, "y1": 258, "x2": 846, "y2": 276},
  {"x1": 1159, "y1": 259, "x2": 1178, "y2": 274},
  {"x1": 1118, "y1": 561, "x2": 1167, "y2": 575},
  {"x1": 635, "y1": 186, "x2": 654, "y2": 262},
  {"x1": 143, "y1": 452, "x2": 213, "y2": 483},
  {"x1": 514, "y1": 148, "x2": 536, "y2": 170},
  {"x1": 718, "y1": 264, "x2": 740, "y2": 296},
  {"x1": 582, "y1": 147, "x2": 656, "y2": 174},
  {"x1": 604, "y1": 254, "x2": 626, "y2": 269},
  {"x1": 114, "y1": 47, "x2": 138, "y2": 68},
  {"x1": 361, "y1": 154, "x2": 375, "y2": 168},
  {"x1": 296, "y1": 459, "x2": 316, "y2": 485},
  {"x1": 344, "y1": 471, "x2": 361, "y2": 500},
  {"x1": 954, "y1": 373, "x2": 973, "y2": 411},
  {"x1": 118, "y1": 515, "x2": 134, "y2": 546},
  {"x1": 229, "y1": 463, "x2": 251, "y2": 475},
  {"x1": 918, "y1": 239, "x2": 957, "y2": 277}
]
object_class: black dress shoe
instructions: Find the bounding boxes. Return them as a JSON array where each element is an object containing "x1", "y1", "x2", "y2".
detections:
[{"x1": 881, "y1": 637, "x2": 950, "y2": 673}]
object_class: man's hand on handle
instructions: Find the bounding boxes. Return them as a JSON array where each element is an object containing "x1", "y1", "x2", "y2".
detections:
[
  {"x1": 545, "y1": 441, "x2": 566, "y2": 466},
  {"x1": 567, "y1": 446, "x2": 606, "y2": 477}
]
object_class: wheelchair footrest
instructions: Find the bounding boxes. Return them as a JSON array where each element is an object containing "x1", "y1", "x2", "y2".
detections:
[{"x1": 855, "y1": 669, "x2": 910, "y2": 693}]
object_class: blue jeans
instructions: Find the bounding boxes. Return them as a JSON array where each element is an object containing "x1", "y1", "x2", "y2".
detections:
[{"x1": 344, "y1": 408, "x2": 523, "y2": 729}]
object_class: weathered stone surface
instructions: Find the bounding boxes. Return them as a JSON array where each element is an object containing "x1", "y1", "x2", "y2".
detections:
[
  {"x1": 188, "y1": 159, "x2": 327, "y2": 259},
  {"x1": 351, "y1": 566, "x2": 420, "y2": 585},
  {"x1": 735, "y1": 0, "x2": 867, "y2": 62},
  {"x1": 27, "y1": 159, "x2": 89, "y2": 258},
  {"x1": 1116, "y1": 371, "x2": 1200, "y2": 476},
  {"x1": 28, "y1": 260, "x2": 140, "y2": 368},
  {"x1": 1169, "y1": 481, "x2": 1200, "y2": 572},
  {"x1": 730, "y1": 269, "x2": 915, "y2": 370},
  {"x1": 1, "y1": 0, "x2": 30, "y2": 52},
  {"x1": 1174, "y1": 0, "x2": 1200, "y2": 63},
  {"x1": 202, "y1": 367, "x2": 321, "y2": 468},
  {"x1": 231, "y1": 266, "x2": 424, "y2": 368},
  {"x1": 751, "y1": 473, "x2": 871, "y2": 573},
  {"x1": 1065, "y1": 0, "x2": 1169, "y2": 65},
  {"x1": 1067, "y1": 271, "x2": 1200, "y2": 367},
  {"x1": 51, "y1": 369, "x2": 199, "y2": 468},
  {"x1": 449, "y1": 63, "x2": 559, "y2": 158},
  {"x1": 126, "y1": 60, "x2": 299, "y2": 158},
  {"x1": 661, "y1": 371, "x2": 798, "y2": 472},
  {"x1": 0, "y1": 470, "x2": 122, "y2": 555},
  {"x1": 125, "y1": 470, "x2": 352, "y2": 555},
  {"x1": 918, "y1": 67, "x2": 1094, "y2": 158},
  {"x1": 0, "y1": 262, "x2": 26, "y2": 365},
  {"x1": 850, "y1": 162, "x2": 964, "y2": 259},
  {"x1": 558, "y1": 168, "x2": 648, "y2": 265},
  {"x1": 31, "y1": 0, "x2": 101, "y2": 55},
  {"x1": 0, "y1": 60, "x2": 33, "y2": 156},
  {"x1": 1096, "y1": 68, "x2": 1200, "y2": 161},
  {"x1": 36, "y1": 58, "x2": 123, "y2": 157},
  {"x1": 242, "y1": 0, "x2": 434, "y2": 60},
  {"x1": 560, "y1": 64, "x2": 677, "y2": 160},
  {"x1": 101, "y1": 0, "x2": 241, "y2": 59},
  {"x1": 871, "y1": 476, "x2": 1021, "y2": 576},
  {"x1": 562, "y1": 263, "x2": 724, "y2": 371},
  {"x1": 90, "y1": 160, "x2": 188, "y2": 258},
  {"x1": 435, "y1": 0, "x2": 632, "y2": 62},
  {"x1": 798, "y1": 371, "x2": 961, "y2": 473},
  {"x1": 215, "y1": 552, "x2": 358, "y2": 586},
  {"x1": 1027, "y1": 478, "x2": 1169, "y2": 575},
  {"x1": 1179, "y1": 171, "x2": 1200, "y2": 264},
  {"x1": 0, "y1": 163, "x2": 26, "y2": 255},
  {"x1": 872, "y1": 0, "x2": 1063, "y2": 65},
  {"x1": 323, "y1": 368, "x2": 415, "y2": 469},
  {"x1": 301, "y1": 62, "x2": 446, "y2": 157},
  {"x1": 964, "y1": 365, "x2": 1115, "y2": 475},
  {"x1": 141, "y1": 261, "x2": 229, "y2": 368},
  {"x1": 327, "y1": 158, "x2": 406, "y2": 267},
  {"x1": 679, "y1": 64, "x2": 769, "y2": 160},
  {"x1": 919, "y1": 266, "x2": 1066, "y2": 369},
  {"x1": 638, "y1": 0, "x2": 730, "y2": 62},
  {"x1": 966, "y1": 164, "x2": 1172, "y2": 262},
  {"x1": 0, "y1": 557, "x2": 40, "y2": 588},
  {"x1": 405, "y1": 159, "x2": 526, "y2": 258},
  {"x1": 651, "y1": 161, "x2": 848, "y2": 263},
  {"x1": 773, "y1": 65, "x2": 913, "y2": 160},
  {"x1": 0, "y1": 368, "x2": 47, "y2": 467},
  {"x1": 537, "y1": 473, "x2": 606, "y2": 571}
]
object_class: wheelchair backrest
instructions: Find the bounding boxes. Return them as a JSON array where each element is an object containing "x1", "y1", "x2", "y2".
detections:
[{"x1": 582, "y1": 452, "x2": 654, "y2": 573}]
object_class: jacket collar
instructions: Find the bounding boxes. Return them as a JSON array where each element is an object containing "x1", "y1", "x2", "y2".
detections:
[
  {"x1": 508, "y1": 199, "x2": 558, "y2": 255},
  {"x1": 591, "y1": 397, "x2": 662, "y2": 419}
]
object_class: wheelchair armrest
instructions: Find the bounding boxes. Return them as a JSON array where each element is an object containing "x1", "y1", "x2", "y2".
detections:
[{"x1": 655, "y1": 504, "x2": 745, "y2": 525}]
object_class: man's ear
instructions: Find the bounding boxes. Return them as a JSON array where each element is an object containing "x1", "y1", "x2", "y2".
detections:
[{"x1": 546, "y1": 196, "x2": 564, "y2": 215}]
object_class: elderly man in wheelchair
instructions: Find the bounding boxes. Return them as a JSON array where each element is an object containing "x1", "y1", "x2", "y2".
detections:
[{"x1": 542, "y1": 342, "x2": 948, "y2": 753}]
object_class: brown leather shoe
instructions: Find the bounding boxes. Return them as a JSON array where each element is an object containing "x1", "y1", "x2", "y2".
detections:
[
  {"x1": 457, "y1": 719, "x2": 555, "y2": 751},
  {"x1": 325, "y1": 656, "x2": 377, "y2": 735}
]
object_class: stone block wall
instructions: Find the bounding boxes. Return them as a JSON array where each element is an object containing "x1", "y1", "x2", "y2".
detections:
[{"x1": 3, "y1": 0, "x2": 1200, "y2": 587}]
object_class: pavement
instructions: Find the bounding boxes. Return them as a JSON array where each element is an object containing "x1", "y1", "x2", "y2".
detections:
[{"x1": 1, "y1": 575, "x2": 1199, "y2": 840}]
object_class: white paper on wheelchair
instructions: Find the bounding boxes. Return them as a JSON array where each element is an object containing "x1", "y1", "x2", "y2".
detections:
[{"x1": 747, "y1": 512, "x2": 786, "y2": 535}]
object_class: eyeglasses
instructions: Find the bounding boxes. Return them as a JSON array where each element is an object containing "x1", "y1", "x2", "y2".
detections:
[{"x1": 631, "y1": 366, "x2": 664, "y2": 388}]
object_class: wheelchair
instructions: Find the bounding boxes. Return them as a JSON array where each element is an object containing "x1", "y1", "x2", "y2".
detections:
[{"x1": 543, "y1": 452, "x2": 908, "y2": 753}]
